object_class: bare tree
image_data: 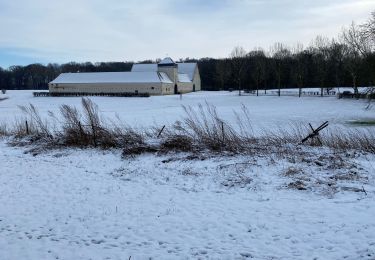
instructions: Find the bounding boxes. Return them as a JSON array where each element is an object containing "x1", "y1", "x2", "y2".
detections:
[
  {"x1": 361, "y1": 11, "x2": 375, "y2": 99},
  {"x1": 230, "y1": 46, "x2": 248, "y2": 96},
  {"x1": 329, "y1": 40, "x2": 346, "y2": 93},
  {"x1": 341, "y1": 23, "x2": 371, "y2": 97},
  {"x1": 291, "y1": 43, "x2": 306, "y2": 97},
  {"x1": 215, "y1": 59, "x2": 230, "y2": 90},
  {"x1": 342, "y1": 22, "x2": 371, "y2": 56},
  {"x1": 361, "y1": 11, "x2": 375, "y2": 48},
  {"x1": 249, "y1": 48, "x2": 266, "y2": 96},
  {"x1": 270, "y1": 43, "x2": 291, "y2": 96},
  {"x1": 310, "y1": 36, "x2": 330, "y2": 97}
]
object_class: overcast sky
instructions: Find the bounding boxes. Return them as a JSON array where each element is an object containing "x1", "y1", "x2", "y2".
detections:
[{"x1": 0, "y1": 0, "x2": 374, "y2": 68}]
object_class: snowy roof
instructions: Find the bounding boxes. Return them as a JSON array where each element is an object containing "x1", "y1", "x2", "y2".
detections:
[
  {"x1": 177, "y1": 63, "x2": 197, "y2": 81},
  {"x1": 159, "y1": 57, "x2": 175, "y2": 65},
  {"x1": 178, "y1": 73, "x2": 192, "y2": 83},
  {"x1": 131, "y1": 61, "x2": 197, "y2": 81},
  {"x1": 131, "y1": 64, "x2": 158, "y2": 72},
  {"x1": 50, "y1": 72, "x2": 173, "y2": 84},
  {"x1": 157, "y1": 72, "x2": 173, "y2": 83}
]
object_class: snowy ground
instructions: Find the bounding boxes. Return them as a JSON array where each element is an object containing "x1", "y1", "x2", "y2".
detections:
[
  {"x1": 1, "y1": 142, "x2": 375, "y2": 259},
  {"x1": 0, "y1": 90, "x2": 374, "y2": 132},
  {"x1": 0, "y1": 93, "x2": 8, "y2": 101},
  {"x1": 1, "y1": 91, "x2": 375, "y2": 259}
]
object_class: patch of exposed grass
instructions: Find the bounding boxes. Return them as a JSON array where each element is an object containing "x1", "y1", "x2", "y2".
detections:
[{"x1": 347, "y1": 120, "x2": 375, "y2": 126}]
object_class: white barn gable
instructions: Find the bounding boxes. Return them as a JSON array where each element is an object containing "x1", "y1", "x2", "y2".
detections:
[{"x1": 131, "y1": 59, "x2": 201, "y2": 93}]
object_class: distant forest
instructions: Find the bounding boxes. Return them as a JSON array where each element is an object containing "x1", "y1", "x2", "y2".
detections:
[{"x1": 1, "y1": 11, "x2": 374, "y2": 92}]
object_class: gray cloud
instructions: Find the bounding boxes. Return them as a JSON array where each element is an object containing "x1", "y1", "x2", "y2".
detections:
[{"x1": 0, "y1": 0, "x2": 374, "y2": 67}]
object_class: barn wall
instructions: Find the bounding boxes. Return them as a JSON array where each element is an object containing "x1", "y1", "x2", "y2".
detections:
[
  {"x1": 161, "y1": 83, "x2": 174, "y2": 95},
  {"x1": 177, "y1": 82, "x2": 194, "y2": 94},
  {"x1": 193, "y1": 66, "x2": 201, "y2": 91},
  {"x1": 158, "y1": 66, "x2": 178, "y2": 84},
  {"x1": 49, "y1": 83, "x2": 165, "y2": 95}
]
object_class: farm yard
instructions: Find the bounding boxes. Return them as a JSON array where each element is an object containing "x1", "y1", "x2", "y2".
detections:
[{"x1": 1, "y1": 90, "x2": 375, "y2": 259}]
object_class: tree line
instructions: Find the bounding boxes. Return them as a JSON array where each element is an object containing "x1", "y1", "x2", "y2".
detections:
[
  {"x1": 0, "y1": 62, "x2": 134, "y2": 90},
  {"x1": 0, "y1": 11, "x2": 374, "y2": 92},
  {"x1": 200, "y1": 11, "x2": 375, "y2": 95}
]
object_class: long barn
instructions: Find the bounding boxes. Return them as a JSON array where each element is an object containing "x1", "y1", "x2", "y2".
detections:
[{"x1": 49, "y1": 58, "x2": 201, "y2": 95}]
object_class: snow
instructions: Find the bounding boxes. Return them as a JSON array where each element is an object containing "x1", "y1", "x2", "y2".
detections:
[
  {"x1": 131, "y1": 62, "x2": 197, "y2": 81},
  {"x1": 0, "y1": 91, "x2": 9, "y2": 101},
  {"x1": 0, "y1": 90, "x2": 373, "y2": 133},
  {"x1": 0, "y1": 142, "x2": 374, "y2": 259},
  {"x1": 158, "y1": 57, "x2": 175, "y2": 65},
  {"x1": 131, "y1": 63, "x2": 158, "y2": 72},
  {"x1": 50, "y1": 72, "x2": 173, "y2": 84},
  {"x1": 156, "y1": 72, "x2": 173, "y2": 83},
  {"x1": 178, "y1": 73, "x2": 191, "y2": 83},
  {"x1": 177, "y1": 63, "x2": 196, "y2": 81},
  {"x1": 1, "y1": 91, "x2": 375, "y2": 259}
]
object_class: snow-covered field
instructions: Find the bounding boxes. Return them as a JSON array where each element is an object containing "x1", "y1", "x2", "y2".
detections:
[
  {"x1": 0, "y1": 90, "x2": 373, "y2": 131},
  {"x1": 1, "y1": 91, "x2": 375, "y2": 259},
  {"x1": 0, "y1": 93, "x2": 9, "y2": 102}
]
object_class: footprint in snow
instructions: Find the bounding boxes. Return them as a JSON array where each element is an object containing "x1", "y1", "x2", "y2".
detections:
[{"x1": 91, "y1": 239, "x2": 105, "y2": 244}]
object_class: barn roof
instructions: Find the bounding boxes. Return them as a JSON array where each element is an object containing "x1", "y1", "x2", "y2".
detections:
[
  {"x1": 131, "y1": 62, "x2": 197, "y2": 81},
  {"x1": 177, "y1": 63, "x2": 197, "y2": 81},
  {"x1": 131, "y1": 64, "x2": 158, "y2": 72},
  {"x1": 50, "y1": 72, "x2": 173, "y2": 84},
  {"x1": 178, "y1": 73, "x2": 191, "y2": 83},
  {"x1": 159, "y1": 57, "x2": 175, "y2": 65}
]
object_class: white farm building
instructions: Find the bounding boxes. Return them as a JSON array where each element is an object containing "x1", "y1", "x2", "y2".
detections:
[{"x1": 48, "y1": 58, "x2": 201, "y2": 95}]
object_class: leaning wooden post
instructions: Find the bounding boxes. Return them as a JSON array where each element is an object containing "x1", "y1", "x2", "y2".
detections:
[
  {"x1": 221, "y1": 121, "x2": 225, "y2": 143},
  {"x1": 157, "y1": 125, "x2": 166, "y2": 138},
  {"x1": 25, "y1": 120, "x2": 29, "y2": 135},
  {"x1": 301, "y1": 121, "x2": 329, "y2": 145},
  {"x1": 78, "y1": 121, "x2": 84, "y2": 140},
  {"x1": 92, "y1": 125, "x2": 97, "y2": 147}
]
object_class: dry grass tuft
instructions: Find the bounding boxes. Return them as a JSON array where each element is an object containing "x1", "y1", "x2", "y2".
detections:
[{"x1": 160, "y1": 135, "x2": 194, "y2": 152}]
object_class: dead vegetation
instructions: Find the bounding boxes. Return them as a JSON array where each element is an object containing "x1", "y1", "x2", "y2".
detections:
[
  {"x1": 1, "y1": 98, "x2": 375, "y2": 158},
  {"x1": 160, "y1": 135, "x2": 194, "y2": 152},
  {"x1": 281, "y1": 150, "x2": 369, "y2": 196},
  {"x1": 1, "y1": 98, "x2": 373, "y2": 196}
]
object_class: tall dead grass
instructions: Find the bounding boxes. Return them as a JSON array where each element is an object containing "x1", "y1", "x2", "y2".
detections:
[
  {"x1": 57, "y1": 98, "x2": 145, "y2": 148},
  {"x1": 263, "y1": 123, "x2": 375, "y2": 153},
  {"x1": 1, "y1": 98, "x2": 375, "y2": 155},
  {"x1": 180, "y1": 103, "x2": 246, "y2": 152},
  {"x1": 0, "y1": 122, "x2": 8, "y2": 136}
]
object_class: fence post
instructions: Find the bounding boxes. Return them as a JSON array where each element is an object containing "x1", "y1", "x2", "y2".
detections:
[
  {"x1": 78, "y1": 121, "x2": 83, "y2": 139},
  {"x1": 221, "y1": 121, "x2": 225, "y2": 143},
  {"x1": 25, "y1": 120, "x2": 29, "y2": 135},
  {"x1": 92, "y1": 125, "x2": 97, "y2": 147},
  {"x1": 157, "y1": 125, "x2": 166, "y2": 138}
]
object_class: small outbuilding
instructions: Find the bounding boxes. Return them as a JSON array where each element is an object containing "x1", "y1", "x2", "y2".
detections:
[{"x1": 49, "y1": 58, "x2": 201, "y2": 95}]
